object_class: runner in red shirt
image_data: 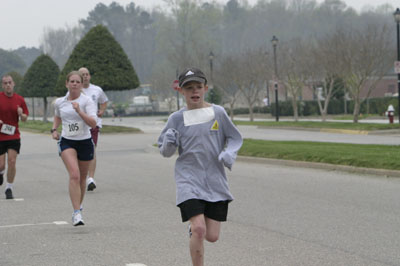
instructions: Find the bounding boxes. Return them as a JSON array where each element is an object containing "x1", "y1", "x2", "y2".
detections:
[{"x1": 0, "y1": 75, "x2": 29, "y2": 199}]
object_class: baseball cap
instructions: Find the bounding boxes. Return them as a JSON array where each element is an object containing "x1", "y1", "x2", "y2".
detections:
[{"x1": 178, "y1": 67, "x2": 207, "y2": 87}]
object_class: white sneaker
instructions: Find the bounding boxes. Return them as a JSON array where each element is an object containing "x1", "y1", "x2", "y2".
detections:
[{"x1": 72, "y1": 211, "x2": 85, "y2": 226}]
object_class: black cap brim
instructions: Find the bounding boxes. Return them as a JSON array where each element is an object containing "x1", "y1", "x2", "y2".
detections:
[{"x1": 180, "y1": 77, "x2": 206, "y2": 87}]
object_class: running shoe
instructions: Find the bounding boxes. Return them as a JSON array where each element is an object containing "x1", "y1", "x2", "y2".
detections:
[
  {"x1": 72, "y1": 211, "x2": 85, "y2": 226},
  {"x1": 0, "y1": 173, "x2": 3, "y2": 186},
  {"x1": 87, "y1": 181, "x2": 96, "y2": 191},
  {"x1": 5, "y1": 188, "x2": 13, "y2": 199}
]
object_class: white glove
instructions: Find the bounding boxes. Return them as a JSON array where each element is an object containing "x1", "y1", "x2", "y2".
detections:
[
  {"x1": 218, "y1": 151, "x2": 233, "y2": 170},
  {"x1": 165, "y1": 128, "x2": 180, "y2": 146}
]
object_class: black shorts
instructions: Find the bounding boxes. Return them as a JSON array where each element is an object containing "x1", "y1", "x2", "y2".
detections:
[
  {"x1": 58, "y1": 137, "x2": 94, "y2": 161},
  {"x1": 178, "y1": 199, "x2": 230, "y2": 222},
  {"x1": 0, "y1": 139, "x2": 21, "y2": 155}
]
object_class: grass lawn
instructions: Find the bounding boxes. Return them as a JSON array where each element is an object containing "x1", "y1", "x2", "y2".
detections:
[
  {"x1": 240, "y1": 139, "x2": 400, "y2": 170},
  {"x1": 234, "y1": 120, "x2": 399, "y2": 131},
  {"x1": 19, "y1": 120, "x2": 142, "y2": 134},
  {"x1": 331, "y1": 114, "x2": 376, "y2": 120}
]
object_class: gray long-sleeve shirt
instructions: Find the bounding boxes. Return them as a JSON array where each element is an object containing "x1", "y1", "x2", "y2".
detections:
[{"x1": 158, "y1": 104, "x2": 243, "y2": 205}]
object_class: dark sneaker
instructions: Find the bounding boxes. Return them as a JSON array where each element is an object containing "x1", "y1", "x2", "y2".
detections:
[
  {"x1": 5, "y1": 188, "x2": 13, "y2": 199},
  {"x1": 87, "y1": 182, "x2": 96, "y2": 191},
  {"x1": 0, "y1": 173, "x2": 3, "y2": 186}
]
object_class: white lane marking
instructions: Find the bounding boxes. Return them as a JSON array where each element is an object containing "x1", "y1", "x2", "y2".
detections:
[
  {"x1": 0, "y1": 198, "x2": 24, "y2": 202},
  {"x1": 126, "y1": 264, "x2": 148, "y2": 266},
  {"x1": 0, "y1": 221, "x2": 68, "y2": 229},
  {"x1": 53, "y1": 221, "x2": 69, "y2": 225}
]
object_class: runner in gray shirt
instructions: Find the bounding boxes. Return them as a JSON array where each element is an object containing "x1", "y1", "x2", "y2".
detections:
[{"x1": 158, "y1": 67, "x2": 242, "y2": 266}]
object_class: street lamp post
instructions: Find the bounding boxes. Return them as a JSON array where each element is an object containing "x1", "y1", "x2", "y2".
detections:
[
  {"x1": 271, "y1": 35, "x2": 279, "y2": 122},
  {"x1": 394, "y1": 8, "x2": 400, "y2": 123},
  {"x1": 176, "y1": 68, "x2": 180, "y2": 110},
  {"x1": 209, "y1": 51, "x2": 214, "y2": 89},
  {"x1": 263, "y1": 51, "x2": 270, "y2": 104}
]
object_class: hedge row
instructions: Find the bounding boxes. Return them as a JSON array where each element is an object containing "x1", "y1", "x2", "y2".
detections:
[{"x1": 229, "y1": 97, "x2": 399, "y2": 116}]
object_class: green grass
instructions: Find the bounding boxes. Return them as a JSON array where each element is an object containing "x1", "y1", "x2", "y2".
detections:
[
  {"x1": 239, "y1": 139, "x2": 400, "y2": 170},
  {"x1": 329, "y1": 114, "x2": 383, "y2": 120},
  {"x1": 19, "y1": 120, "x2": 141, "y2": 134},
  {"x1": 100, "y1": 124, "x2": 142, "y2": 133},
  {"x1": 233, "y1": 120, "x2": 399, "y2": 131}
]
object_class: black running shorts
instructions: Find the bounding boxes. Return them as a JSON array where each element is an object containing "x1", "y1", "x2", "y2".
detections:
[
  {"x1": 178, "y1": 199, "x2": 229, "y2": 222},
  {"x1": 58, "y1": 137, "x2": 94, "y2": 161},
  {"x1": 0, "y1": 139, "x2": 21, "y2": 155}
]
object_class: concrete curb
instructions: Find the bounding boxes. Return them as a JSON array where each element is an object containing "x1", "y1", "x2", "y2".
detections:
[
  {"x1": 320, "y1": 128, "x2": 369, "y2": 135},
  {"x1": 237, "y1": 156, "x2": 400, "y2": 178}
]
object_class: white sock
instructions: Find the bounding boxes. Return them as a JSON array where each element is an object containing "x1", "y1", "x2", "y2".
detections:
[
  {"x1": 87, "y1": 177, "x2": 94, "y2": 184},
  {"x1": 6, "y1": 183, "x2": 13, "y2": 190}
]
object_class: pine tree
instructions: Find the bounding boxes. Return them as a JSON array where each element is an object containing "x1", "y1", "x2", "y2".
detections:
[
  {"x1": 20, "y1": 54, "x2": 60, "y2": 122},
  {"x1": 55, "y1": 25, "x2": 139, "y2": 95}
]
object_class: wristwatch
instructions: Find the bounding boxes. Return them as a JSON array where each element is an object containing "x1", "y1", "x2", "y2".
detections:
[{"x1": 50, "y1": 128, "x2": 57, "y2": 133}]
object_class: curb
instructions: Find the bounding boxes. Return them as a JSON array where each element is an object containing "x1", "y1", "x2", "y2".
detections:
[
  {"x1": 237, "y1": 156, "x2": 400, "y2": 178},
  {"x1": 320, "y1": 128, "x2": 369, "y2": 135}
]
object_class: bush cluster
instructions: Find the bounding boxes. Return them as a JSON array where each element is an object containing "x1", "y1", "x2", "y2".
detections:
[{"x1": 226, "y1": 97, "x2": 398, "y2": 116}]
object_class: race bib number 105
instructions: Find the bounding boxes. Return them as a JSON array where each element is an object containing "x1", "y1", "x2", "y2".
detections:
[
  {"x1": 0, "y1": 124, "x2": 16, "y2": 135},
  {"x1": 63, "y1": 122, "x2": 83, "y2": 137}
]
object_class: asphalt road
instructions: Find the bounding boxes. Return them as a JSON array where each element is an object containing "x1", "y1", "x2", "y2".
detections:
[{"x1": 1, "y1": 130, "x2": 400, "y2": 266}]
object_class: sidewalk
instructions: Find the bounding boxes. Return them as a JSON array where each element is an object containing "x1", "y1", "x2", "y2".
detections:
[{"x1": 234, "y1": 114, "x2": 392, "y2": 124}]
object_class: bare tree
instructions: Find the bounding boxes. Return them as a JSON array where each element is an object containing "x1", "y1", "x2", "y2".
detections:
[
  {"x1": 214, "y1": 56, "x2": 242, "y2": 120},
  {"x1": 311, "y1": 29, "x2": 345, "y2": 121},
  {"x1": 40, "y1": 25, "x2": 83, "y2": 67},
  {"x1": 214, "y1": 51, "x2": 262, "y2": 121},
  {"x1": 237, "y1": 50, "x2": 268, "y2": 121},
  {"x1": 160, "y1": 0, "x2": 221, "y2": 71},
  {"x1": 338, "y1": 24, "x2": 394, "y2": 122},
  {"x1": 150, "y1": 65, "x2": 179, "y2": 114},
  {"x1": 279, "y1": 39, "x2": 313, "y2": 121}
]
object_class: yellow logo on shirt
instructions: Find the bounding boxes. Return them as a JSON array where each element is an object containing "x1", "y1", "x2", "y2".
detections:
[{"x1": 211, "y1": 120, "x2": 219, "y2": 131}]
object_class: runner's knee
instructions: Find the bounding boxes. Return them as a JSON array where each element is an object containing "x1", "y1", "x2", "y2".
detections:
[
  {"x1": 205, "y1": 232, "x2": 219, "y2": 243},
  {"x1": 69, "y1": 171, "x2": 80, "y2": 182},
  {"x1": 7, "y1": 157, "x2": 16, "y2": 168},
  {"x1": 191, "y1": 224, "x2": 206, "y2": 239}
]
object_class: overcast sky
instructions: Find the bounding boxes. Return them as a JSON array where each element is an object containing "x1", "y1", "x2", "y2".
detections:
[{"x1": 0, "y1": 0, "x2": 398, "y2": 50}]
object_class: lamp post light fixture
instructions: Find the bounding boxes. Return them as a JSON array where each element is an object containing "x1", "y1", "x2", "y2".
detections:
[
  {"x1": 209, "y1": 51, "x2": 214, "y2": 89},
  {"x1": 271, "y1": 35, "x2": 279, "y2": 122},
  {"x1": 394, "y1": 8, "x2": 400, "y2": 123}
]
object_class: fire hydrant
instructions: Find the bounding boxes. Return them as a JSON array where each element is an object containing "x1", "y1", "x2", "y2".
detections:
[{"x1": 386, "y1": 105, "x2": 395, "y2": 124}]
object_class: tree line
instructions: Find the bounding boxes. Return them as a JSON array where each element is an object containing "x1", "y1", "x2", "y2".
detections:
[
  {"x1": 1, "y1": 0, "x2": 397, "y2": 122},
  {"x1": 3, "y1": 25, "x2": 139, "y2": 122}
]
